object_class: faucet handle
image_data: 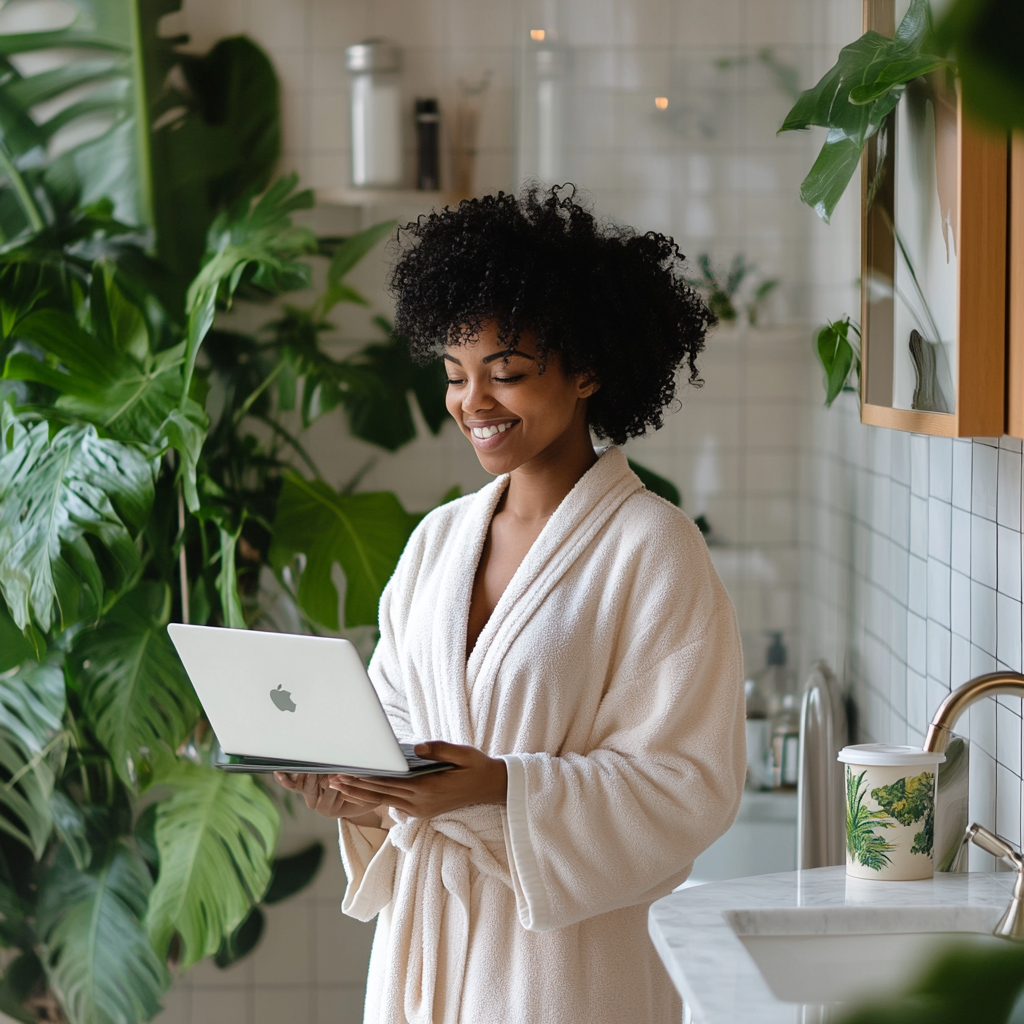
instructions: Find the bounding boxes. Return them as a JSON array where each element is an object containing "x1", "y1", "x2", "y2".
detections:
[{"x1": 965, "y1": 823, "x2": 1023, "y2": 868}]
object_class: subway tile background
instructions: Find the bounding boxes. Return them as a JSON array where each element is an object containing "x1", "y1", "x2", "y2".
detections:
[{"x1": 8, "y1": 0, "x2": 1003, "y2": 1021}]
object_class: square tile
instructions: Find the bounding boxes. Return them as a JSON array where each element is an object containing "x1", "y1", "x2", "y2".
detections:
[
  {"x1": 253, "y1": 899, "x2": 313, "y2": 988},
  {"x1": 907, "y1": 612, "x2": 927, "y2": 676},
  {"x1": 972, "y1": 442, "x2": 999, "y2": 520},
  {"x1": 972, "y1": 515, "x2": 998, "y2": 590},
  {"x1": 951, "y1": 440, "x2": 972, "y2": 511},
  {"x1": 909, "y1": 496, "x2": 928, "y2": 559},
  {"x1": 927, "y1": 501, "x2": 951, "y2": 564},
  {"x1": 928, "y1": 437, "x2": 952, "y2": 502},
  {"x1": 926, "y1": 620, "x2": 950, "y2": 684},
  {"x1": 253, "y1": 986, "x2": 313, "y2": 1024},
  {"x1": 998, "y1": 449, "x2": 1022, "y2": 529},
  {"x1": 997, "y1": 593, "x2": 1022, "y2": 668},
  {"x1": 911, "y1": 435, "x2": 929, "y2": 497},
  {"x1": 950, "y1": 507, "x2": 971, "y2": 576},
  {"x1": 998, "y1": 526, "x2": 1023, "y2": 601},
  {"x1": 926, "y1": 559, "x2": 950, "y2": 628},
  {"x1": 972, "y1": 582, "x2": 997, "y2": 657},
  {"x1": 951, "y1": 632, "x2": 971, "y2": 687},
  {"x1": 951, "y1": 570, "x2": 971, "y2": 639}
]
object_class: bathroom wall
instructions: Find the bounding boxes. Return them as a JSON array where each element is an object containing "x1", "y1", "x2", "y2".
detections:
[{"x1": 799, "y1": 2, "x2": 1024, "y2": 873}]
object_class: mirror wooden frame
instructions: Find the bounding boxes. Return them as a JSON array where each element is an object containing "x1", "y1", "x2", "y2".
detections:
[
  {"x1": 1007, "y1": 135, "x2": 1024, "y2": 439},
  {"x1": 859, "y1": 0, "x2": 1007, "y2": 438}
]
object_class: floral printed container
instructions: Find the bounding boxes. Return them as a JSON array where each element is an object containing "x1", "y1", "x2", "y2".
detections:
[{"x1": 838, "y1": 744, "x2": 946, "y2": 881}]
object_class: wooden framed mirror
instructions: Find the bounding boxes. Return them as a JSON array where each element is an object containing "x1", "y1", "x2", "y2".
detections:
[
  {"x1": 860, "y1": 0, "x2": 1007, "y2": 437},
  {"x1": 1007, "y1": 135, "x2": 1024, "y2": 439}
]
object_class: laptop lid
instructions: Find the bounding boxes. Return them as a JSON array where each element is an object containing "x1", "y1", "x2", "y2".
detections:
[{"x1": 166, "y1": 624, "x2": 408, "y2": 773}]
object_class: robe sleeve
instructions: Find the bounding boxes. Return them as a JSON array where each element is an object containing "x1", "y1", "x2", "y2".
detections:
[
  {"x1": 338, "y1": 573, "x2": 410, "y2": 911},
  {"x1": 499, "y1": 573, "x2": 746, "y2": 933}
]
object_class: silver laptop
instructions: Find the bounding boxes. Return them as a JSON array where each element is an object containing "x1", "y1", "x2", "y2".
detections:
[{"x1": 166, "y1": 624, "x2": 451, "y2": 776}]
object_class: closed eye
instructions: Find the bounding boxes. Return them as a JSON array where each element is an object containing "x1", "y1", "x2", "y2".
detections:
[
  {"x1": 445, "y1": 378, "x2": 464, "y2": 386},
  {"x1": 493, "y1": 375, "x2": 525, "y2": 384}
]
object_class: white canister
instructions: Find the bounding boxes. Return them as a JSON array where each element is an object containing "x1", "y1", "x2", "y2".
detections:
[
  {"x1": 837, "y1": 744, "x2": 946, "y2": 881},
  {"x1": 346, "y1": 40, "x2": 403, "y2": 188}
]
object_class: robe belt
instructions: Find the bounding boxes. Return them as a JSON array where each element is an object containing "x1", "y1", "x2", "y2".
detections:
[{"x1": 369, "y1": 804, "x2": 512, "y2": 1024}]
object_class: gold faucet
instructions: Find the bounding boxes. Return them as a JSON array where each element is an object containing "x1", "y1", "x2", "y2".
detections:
[
  {"x1": 926, "y1": 671, "x2": 1024, "y2": 941},
  {"x1": 924, "y1": 671, "x2": 1024, "y2": 753}
]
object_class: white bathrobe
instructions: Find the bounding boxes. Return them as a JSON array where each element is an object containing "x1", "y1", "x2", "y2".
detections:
[{"x1": 338, "y1": 446, "x2": 745, "y2": 1024}]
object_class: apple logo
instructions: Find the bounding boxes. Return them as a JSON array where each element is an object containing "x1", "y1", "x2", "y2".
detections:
[{"x1": 270, "y1": 684, "x2": 296, "y2": 713}]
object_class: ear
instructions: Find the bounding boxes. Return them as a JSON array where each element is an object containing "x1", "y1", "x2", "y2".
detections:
[{"x1": 577, "y1": 373, "x2": 600, "y2": 399}]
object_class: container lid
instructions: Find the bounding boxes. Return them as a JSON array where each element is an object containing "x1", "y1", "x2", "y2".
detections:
[
  {"x1": 838, "y1": 743, "x2": 946, "y2": 767},
  {"x1": 346, "y1": 39, "x2": 401, "y2": 73}
]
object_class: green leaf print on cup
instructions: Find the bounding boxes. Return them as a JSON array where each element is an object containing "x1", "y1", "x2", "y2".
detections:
[
  {"x1": 845, "y1": 766, "x2": 898, "y2": 871},
  {"x1": 871, "y1": 770, "x2": 936, "y2": 858}
]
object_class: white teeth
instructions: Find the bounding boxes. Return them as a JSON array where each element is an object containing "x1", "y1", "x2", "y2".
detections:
[{"x1": 472, "y1": 422, "x2": 513, "y2": 439}]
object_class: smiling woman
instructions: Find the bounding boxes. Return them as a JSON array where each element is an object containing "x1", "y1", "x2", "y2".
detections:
[{"x1": 276, "y1": 185, "x2": 744, "y2": 1024}]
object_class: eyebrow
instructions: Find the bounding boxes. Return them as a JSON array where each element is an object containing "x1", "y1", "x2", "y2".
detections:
[{"x1": 443, "y1": 348, "x2": 536, "y2": 365}]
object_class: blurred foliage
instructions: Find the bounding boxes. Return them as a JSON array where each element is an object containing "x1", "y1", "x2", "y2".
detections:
[
  {"x1": 684, "y1": 253, "x2": 778, "y2": 325},
  {"x1": 0, "y1": 3, "x2": 450, "y2": 1021}
]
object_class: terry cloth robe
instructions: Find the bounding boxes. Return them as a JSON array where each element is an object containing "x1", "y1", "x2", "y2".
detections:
[{"x1": 338, "y1": 446, "x2": 745, "y2": 1024}]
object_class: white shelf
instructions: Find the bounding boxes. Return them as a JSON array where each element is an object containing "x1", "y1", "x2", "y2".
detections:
[{"x1": 315, "y1": 187, "x2": 452, "y2": 209}]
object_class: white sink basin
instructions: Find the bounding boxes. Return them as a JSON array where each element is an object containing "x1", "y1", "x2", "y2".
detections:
[{"x1": 726, "y1": 906, "x2": 1005, "y2": 1005}]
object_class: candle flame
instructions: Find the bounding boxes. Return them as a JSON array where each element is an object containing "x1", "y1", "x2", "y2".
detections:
[
  {"x1": 655, "y1": 96, "x2": 669, "y2": 110},
  {"x1": 530, "y1": 29, "x2": 546, "y2": 41}
]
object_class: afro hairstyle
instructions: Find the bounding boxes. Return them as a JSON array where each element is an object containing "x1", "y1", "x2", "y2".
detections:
[{"x1": 389, "y1": 185, "x2": 715, "y2": 446}]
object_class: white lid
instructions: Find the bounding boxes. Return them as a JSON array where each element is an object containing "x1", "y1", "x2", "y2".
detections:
[{"x1": 837, "y1": 743, "x2": 946, "y2": 767}]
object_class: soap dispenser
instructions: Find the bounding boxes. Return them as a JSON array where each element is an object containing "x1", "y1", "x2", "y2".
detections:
[{"x1": 745, "y1": 632, "x2": 798, "y2": 790}]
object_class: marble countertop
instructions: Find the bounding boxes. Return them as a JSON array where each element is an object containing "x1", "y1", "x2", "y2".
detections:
[{"x1": 648, "y1": 866, "x2": 1016, "y2": 1024}]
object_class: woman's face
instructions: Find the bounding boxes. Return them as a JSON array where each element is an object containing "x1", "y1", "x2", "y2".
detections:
[{"x1": 444, "y1": 321, "x2": 597, "y2": 476}]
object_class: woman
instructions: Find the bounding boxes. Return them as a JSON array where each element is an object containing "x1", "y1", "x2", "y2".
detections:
[{"x1": 277, "y1": 187, "x2": 745, "y2": 1024}]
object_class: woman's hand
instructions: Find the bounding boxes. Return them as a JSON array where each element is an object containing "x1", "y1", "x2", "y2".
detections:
[
  {"x1": 327, "y1": 741, "x2": 507, "y2": 819},
  {"x1": 273, "y1": 771, "x2": 382, "y2": 827}
]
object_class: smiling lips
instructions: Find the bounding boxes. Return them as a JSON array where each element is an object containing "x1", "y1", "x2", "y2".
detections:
[{"x1": 470, "y1": 420, "x2": 517, "y2": 439}]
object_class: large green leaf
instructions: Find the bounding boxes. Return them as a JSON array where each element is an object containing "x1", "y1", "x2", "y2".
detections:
[
  {"x1": 270, "y1": 474, "x2": 420, "y2": 629},
  {"x1": 73, "y1": 581, "x2": 199, "y2": 785},
  {"x1": 0, "y1": 657, "x2": 65, "y2": 858},
  {"x1": 145, "y1": 759, "x2": 278, "y2": 966},
  {"x1": 37, "y1": 841, "x2": 169, "y2": 1024},
  {"x1": 0, "y1": 406, "x2": 153, "y2": 631},
  {"x1": 180, "y1": 175, "x2": 316, "y2": 433},
  {"x1": 150, "y1": 34, "x2": 283, "y2": 284},
  {"x1": 0, "y1": 0, "x2": 154, "y2": 238},
  {"x1": 816, "y1": 317, "x2": 861, "y2": 407},
  {"x1": 778, "y1": 0, "x2": 948, "y2": 222}
]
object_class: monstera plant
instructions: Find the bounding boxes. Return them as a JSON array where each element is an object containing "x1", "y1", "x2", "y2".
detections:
[{"x1": 0, "y1": 2, "x2": 448, "y2": 1022}]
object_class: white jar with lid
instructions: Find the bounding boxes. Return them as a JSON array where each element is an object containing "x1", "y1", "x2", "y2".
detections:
[
  {"x1": 838, "y1": 744, "x2": 946, "y2": 881},
  {"x1": 346, "y1": 39, "x2": 403, "y2": 188}
]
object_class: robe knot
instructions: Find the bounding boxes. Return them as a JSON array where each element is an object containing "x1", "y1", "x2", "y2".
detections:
[{"x1": 374, "y1": 804, "x2": 512, "y2": 1024}]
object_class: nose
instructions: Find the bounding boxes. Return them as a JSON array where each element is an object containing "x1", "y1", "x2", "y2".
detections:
[{"x1": 462, "y1": 376, "x2": 495, "y2": 414}]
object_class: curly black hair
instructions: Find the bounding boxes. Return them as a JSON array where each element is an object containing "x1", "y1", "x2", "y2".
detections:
[{"x1": 388, "y1": 185, "x2": 714, "y2": 445}]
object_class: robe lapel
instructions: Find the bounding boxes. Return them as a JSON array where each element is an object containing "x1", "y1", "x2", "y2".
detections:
[
  {"x1": 466, "y1": 447, "x2": 641, "y2": 740},
  {"x1": 430, "y1": 475, "x2": 510, "y2": 744}
]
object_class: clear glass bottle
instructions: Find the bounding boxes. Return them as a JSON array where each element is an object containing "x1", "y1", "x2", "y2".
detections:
[{"x1": 346, "y1": 39, "x2": 403, "y2": 188}]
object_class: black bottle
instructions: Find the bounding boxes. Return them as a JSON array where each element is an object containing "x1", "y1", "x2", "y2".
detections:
[{"x1": 415, "y1": 98, "x2": 440, "y2": 191}]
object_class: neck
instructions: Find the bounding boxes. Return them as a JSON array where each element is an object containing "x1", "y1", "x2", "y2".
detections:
[{"x1": 503, "y1": 420, "x2": 599, "y2": 522}]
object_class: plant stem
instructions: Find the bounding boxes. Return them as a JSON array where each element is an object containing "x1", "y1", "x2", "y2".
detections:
[
  {"x1": 252, "y1": 412, "x2": 322, "y2": 479},
  {"x1": 0, "y1": 137, "x2": 44, "y2": 233},
  {"x1": 233, "y1": 360, "x2": 284, "y2": 426},
  {"x1": 178, "y1": 484, "x2": 190, "y2": 625}
]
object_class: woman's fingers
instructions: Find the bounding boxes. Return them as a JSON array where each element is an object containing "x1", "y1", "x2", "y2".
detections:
[{"x1": 414, "y1": 740, "x2": 476, "y2": 766}]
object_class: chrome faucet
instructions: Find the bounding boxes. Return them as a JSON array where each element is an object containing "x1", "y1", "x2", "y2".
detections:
[
  {"x1": 924, "y1": 671, "x2": 1024, "y2": 754},
  {"x1": 962, "y1": 824, "x2": 1024, "y2": 940},
  {"x1": 925, "y1": 671, "x2": 1024, "y2": 941}
]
